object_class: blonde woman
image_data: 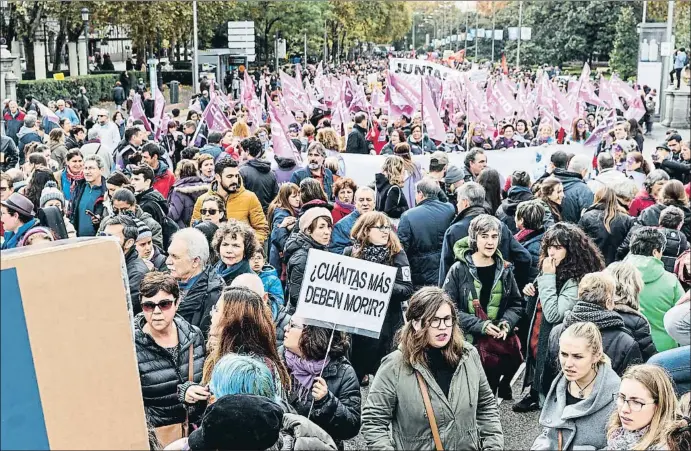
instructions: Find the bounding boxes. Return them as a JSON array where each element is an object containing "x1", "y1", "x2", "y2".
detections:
[
  {"x1": 605, "y1": 364, "x2": 678, "y2": 449},
  {"x1": 532, "y1": 322, "x2": 621, "y2": 450},
  {"x1": 530, "y1": 122, "x2": 556, "y2": 146},
  {"x1": 375, "y1": 155, "x2": 408, "y2": 221},
  {"x1": 231, "y1": 121, "x2": 250, "y2": 140},
  {"x1": 664, "y1": 392, "x2": 690, "y2": 451}
]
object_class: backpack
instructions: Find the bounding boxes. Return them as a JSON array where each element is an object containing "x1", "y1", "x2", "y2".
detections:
[{"x1": 149, "y1": 200, "x2": 179, "y2": 250}]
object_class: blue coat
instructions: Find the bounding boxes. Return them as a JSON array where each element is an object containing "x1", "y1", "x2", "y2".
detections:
[
  {"x1": 517, "y1": 229, "x2": 545, "y2": 283},
  {"x1": 438, "y1": 205, "x2": 531, "y2": 288},
  {"x1": 329, "y1": 210, "x2": 361, "y2": 255},
  {"x1": 398, "y1": 198, "x2": 455, "y2": 288},
  {"x1": 269, "y1": 207, "x2": 294, "y2": 271},
  {"x1": 290, "y1": 167, "x2": 334, "y2": 200},
  {"x1": 258, "y1": 264, "x2": 285, "y2": 319},
  {"x1": 553, "y1": 169, "x2": 594, "y2": 223}
]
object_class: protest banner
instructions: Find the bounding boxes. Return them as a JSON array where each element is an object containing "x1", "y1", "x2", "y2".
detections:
[
  {"x1": 389, "y1": 58, "x2": 463, "y2": 83},
  {"x1": 1, "y1": 239, "x2": 149, "y2": 450},
  {"x1": 294, "y1": 249, "x2": 398, "y2": 339}
]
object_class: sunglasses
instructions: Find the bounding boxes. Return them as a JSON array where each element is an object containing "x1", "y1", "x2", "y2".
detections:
[
  {"x1": 141, "y1": 299, "x2": 175, "y2": 313},
  {"x1": 201, "y1": 208, "x2": 219, "y2": 215}
]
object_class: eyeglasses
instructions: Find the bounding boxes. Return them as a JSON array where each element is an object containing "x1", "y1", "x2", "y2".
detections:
[
  {"x1": 429, "y1": 316, "x2": 454, "y2": 328},
  {"x1": 614, "y1": 394, "x2": 657, "y2": 412},
  {"x1": 373, "y1": 225, "x2": 392, "y2": 232},
  {"x1": 141, "y1": 299, "x2": 175, "y2": 313},
  {"x1": 200, "y1": 209, "x2": 219, "y2": 215}
]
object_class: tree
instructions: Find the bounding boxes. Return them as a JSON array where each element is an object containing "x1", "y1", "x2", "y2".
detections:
[{"x1": 610, "y1": 6, "x2": 639, "y2": 80}]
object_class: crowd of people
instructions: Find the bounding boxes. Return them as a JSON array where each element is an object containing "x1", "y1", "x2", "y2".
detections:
[{"x1": 1, "y1": 55, "x2": 690, "y2": 450}]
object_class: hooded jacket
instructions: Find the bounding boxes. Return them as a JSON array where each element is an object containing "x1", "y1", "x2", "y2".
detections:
[
  {"x1": 278, "y1": 413, "x2": 338, "y2": 450},
  {"x1": 552, "y1": 168, "x2": 594, "y2": 223},
  {"x1": 137, "y1": 187, "x2": 169, "y2": 226},
  {"x1": 176, "y1": 266, "x2": 225, "y2": 340},
  {"x1": 0, "y1": 135, "x2": 19, "y2": 171},
  {"x1": 98, "y1": 207, "x2": 164, "y2": 249},
  {"x1": 624, "y1": 254, "x2": 685, "y2": 352},
  {"x1": 16, "y1": 126, "x2": 42, "y2": 161},
  {"x1": 637, "y1": 202, "x2": 691, "y2": 241},
  {"x1": 273, "y1": 156, "x2": 299, "y2": 185},
  {"x1": 628, "y1": 190, "x2": 656, "y2": 217},
  {"x1": 442, "y1": 237, "x2": 523, "y2": 342},
  {"x1": 167, "y1": 177, "x2": 210, "y2": 228},
  {"x1": 361, "y1": 344, "x2": 503, "y2": 451},
  {"x1": 375, "y1": 173, "x2": 408, "y2": 219},
  {"x1": 151, "y1": 161, "x2": 176, "y2": 199},
  {"x1": 239, "y1": 158, "x2": 279, "y2": 213},
  {"x1": 578, "y1": 204, "x2": 635, "y2": 265},
  {"x1": 191, "y1": 180, "x2": 269, "y2": 242},
  {"x1": 398, "y1": 197, "x2": 455, "y2": 288},
  {"x1": 438, "y1": 204, "x2": 532, "y2": 288},
  {"x1": 532, "y1": 362, "x2": 620, "y2": 451},
  {"x1": 284, "y1": 231, "x2": 328, "y2": 312},
  {"x1": 516, "y1": 228, "x2": 545, "y2": 283},
  {"x1": 496, "y1": 186, "x2": 535, "y2": 234},
  {"x1": 134, "y1": 314, "x2": 205, "y2": 428}
]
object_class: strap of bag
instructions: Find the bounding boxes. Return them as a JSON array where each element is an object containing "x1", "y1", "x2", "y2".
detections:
[
  {"x1": 557, "y1": 430, "x2": 563, "y2": 451},
  {"x1": 415, "y1": 371, "x2": 443, "y2": 451},
  {"x1": 182, "y1": 343, "x2": 194, "y2": 438}
]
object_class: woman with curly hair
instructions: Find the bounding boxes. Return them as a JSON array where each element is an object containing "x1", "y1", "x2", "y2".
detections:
[
  {"x1": 375, "y1": 155, "x2": 408, "y2": 222},
  {"x1": 514, "y1": 223, "x2": 605, "y2": 413},
  {"x1": 211, "y1": 219, "x2": 257, "y2": 285},
  {"x1": 23, "y1": 167, "x2": 57, "y2": 211},
  {"x1": 282, "y1": 318, "x2": 361, "y2": 448},
  {"x1": 331, "y1": 177, "x2": 357, "y2": 224}
]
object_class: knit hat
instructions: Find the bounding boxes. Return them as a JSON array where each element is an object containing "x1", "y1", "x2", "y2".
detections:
[
  {"x1": 299, "y1": 207, "x2": 332, "y2": 234},
  {"x1": 39, "y1": 181, "x2": 66, "y2": 209},
  {"x1": 444, "y1": 165, "x2": 465, "y2": 185},
  {"x1": 133, "y1": 217, "x2": 151, "y2": 242},
  {"x1": 18, "y1": 227, "x2": 55, "y2": 246},
  {"x1": 187, "y1": 394, "x2": 283, "y2": 451}
]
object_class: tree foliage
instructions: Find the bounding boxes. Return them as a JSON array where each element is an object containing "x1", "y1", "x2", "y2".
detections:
[{"x1": 610, "y1": 6, "x2": 639, "y2": 80}]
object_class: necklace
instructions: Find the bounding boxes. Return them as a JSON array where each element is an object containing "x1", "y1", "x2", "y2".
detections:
[{"x1": 573, "y1": 369, "x2": 598, "y2": 398}]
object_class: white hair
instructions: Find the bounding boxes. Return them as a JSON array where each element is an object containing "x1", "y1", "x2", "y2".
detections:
[
  {"x1": 231, "y1": 273, "x2": 266, "y2": 298},
  {"x1": 171, "y1": 228, "x2": 209, "y2": 267},
  {"x1": 568, "y1": 154, "x2": 591, "y2": 175}
]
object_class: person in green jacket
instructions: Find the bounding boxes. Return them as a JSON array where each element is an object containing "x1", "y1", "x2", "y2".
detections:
[
  {"x1": 361, "y1": 287, "x2": 503, "y2": 451},
  {"x1": 624, "y1": 227, "x2": 685, "y2": 352}
]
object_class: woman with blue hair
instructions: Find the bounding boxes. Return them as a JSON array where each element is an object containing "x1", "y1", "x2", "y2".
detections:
[{"x1": 209, "y1": 354, "x2": 280, "y2": 402}]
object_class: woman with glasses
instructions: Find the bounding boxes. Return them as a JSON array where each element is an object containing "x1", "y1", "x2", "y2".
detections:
[
  {"x1": 532, "y1": 322, "x2": 620, "y2": 450},
  {"x1": 361, "y1": 287, "x2": 503, "y2": 450},
  {"x1": 133, "y1": 272, "x2": 206, "y2": 446},
  {"x1": 344, "y1": 211, "x2": 414, "y2": 385},
  {"x1": 605, "y1": 364, "x2": 677, "y2": 450},
  {"x1": 566, "y1": 118, "x2": 591, "y2": 145},
  {"x1": 282, "y1": 317, "x2": 361, "y2": 449},
  {"x1": 199, "y1": 195, "x2": 226, "y2": 226},
  {"x1": 211, "y1": 220, "x2": 256, "y2": 286}
]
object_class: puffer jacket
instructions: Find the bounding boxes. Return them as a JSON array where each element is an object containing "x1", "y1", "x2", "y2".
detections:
[
  {"x1": 284, "y1": 232, "x2": 329, "y2": 312},
  {"x1": 442, "y1": 237, "x2": 523, "y2": 342},
  {"x1": 134, "y1": 314, "x2": 205, "y2": 428},
  {"x1": 274, "y1": 307, "x2": 291, "y2": 350},
  {"x1": 616, "y1": 224, "x2": 689, "y2": 269},
  {"x1": 614, "y1": 304, "x2": 658, "y2": 362},
  {"x1": 398, "y1": 197, "x2": 455, "y2": 289},
  {"x1": 637, "y1": 202, "x2": 691, "y2": 241},
  {"x1": 191, "y1": 180, "x2": 269, "y2": 242},
  {"x1": 543, "y1": 303, "x2": 643, "y2": 396},
  {"x1": 285, "y1": 355, "x2": 361, "y2": 448},
  {"x1": 175, "y1": 266, "x2": 225, "y2": 340},
  {"x1": 516, "y1": 229, "x2": 545, "y2": 283},
  {"x1": 578, "y1": 205, "x2": 635, "y2": 265},
  {"x1": 240, "y1": 158, "x2": 279, "y2": 213},
  {"x1": 125, "y1": 247, "x2": 150, "y2": 315},
  {"x1": 290, "y1": 167, "x2": 334, "y2": 201},
  {"x1": 137, "y1": 188, "x2": 169, "y2": 226},
  {"x1": 496, "y1": 186, "x2": 535, "y2": 234},
  {"x1": 552, "y1": 168, "x2": 594, "y2": 223},
  {"x1": 167, "y1": 177, "x2": 210, "y2": 228},
  {"x1": 0, "y1": 135, "x2": 19, "y2": 171},
  {"x1": 361, "y1": 344, "x2": 503, "y2": 451},
  {"x1": 532, "y1": 362, "x2": 620, "y2": 451},
  {"x1": 628, "y1": 190, "x2": 656, "y2": 217},
  {"x1": 278, "y1": 413, "x2": 337, "y2": 450},
  {"x1": 328, "y1": 210, "x2": 360, "y2": 255}
]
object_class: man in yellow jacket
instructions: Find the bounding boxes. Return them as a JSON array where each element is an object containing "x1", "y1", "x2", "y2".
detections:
[{"x1": 191, "y1": 157, "x2": 269, "y2": 242}]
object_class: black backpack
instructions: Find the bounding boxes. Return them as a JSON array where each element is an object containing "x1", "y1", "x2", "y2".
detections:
[{"x1": 149, "y1": 200, "x2": 178, "y2": 250}]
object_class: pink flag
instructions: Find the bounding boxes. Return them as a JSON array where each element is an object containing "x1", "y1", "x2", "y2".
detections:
[
  {"x1": 267, "y1": 98, "x2": 301, "y2": 161},
  {"x1": 492, "y1": 78, "x2": 522, "y2": 121},
  {"x1": 201, "y1": 95, "x2": 233, "y2": 134},
  {"x1": 35, "y1": 100, "x2": 59, "y2": 124},
  {"x1": 243, "y1": 71, "x2": 256, "y2": 105},
  {"x1": 421, "y1": 79, "x2": 446, "y2": 142},
  {"x1": 551, "y1": 82, "x2": 578, "y2": 131},
  {"x1": 370, "y1": 88, "x2": 382, "y2": 111},
  {"x1": 624, "y1": 94, "x2": 646, "y2": 122},
  {"x1": 387, "y1": 73, "x2": 421, "y2": 116},
  {"x1": 304, "y1": 80, "x2": 325, "y2": 109},
  {"x1": 424, "y1": 76, "x2": 443, "y2": 111},
  {"x1": 279, "y1": 70, "x2": 312, "y2": 117},
  {"x1": 130, "y1": 94, "x2": 152, "y2": 132},
  {"x1": 535, "y1": 75, "x2": 555, "y2": 114},
  {"x1": 540, "y1": 106, "x2": 560, "y2": 132},
  {"x1": 576, "y1": 63, "x2": 604, "y2": 108},
  {"x1": 517, "y1": 82, "x2": 537, "y2": 120},
  {"x1": 152, "y1": 88, "x2": 166, "y2": 134},
  {"x1": 465, "y1": 76, "x2": 493, "y2": 126},
  {"x1": 189, "y1": 98, "x2": 202, "y2": 114},
  {"x1": 598, "y1": 76, "x2": 624, "y2": 111},
  {"x1": 584, "y1": 108, "x2": 616, "y2": 149}
]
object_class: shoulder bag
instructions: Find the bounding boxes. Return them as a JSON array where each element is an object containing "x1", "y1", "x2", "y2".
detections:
[
  {"x1": 415, "y1": 371, "x2": 444, "y2": 451},
  {"x1": 155, "y1": 343, "x2": 195, "y2": 447}
]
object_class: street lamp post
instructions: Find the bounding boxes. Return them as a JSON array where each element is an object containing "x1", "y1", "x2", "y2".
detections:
[
  {"x1": 0, "y1": 0, "x2": 8, "y2": 44},
  {"x1": 517, "y1": 1, "x2": 523, "y2": 68},
  {"x1": 42, "y1": 13, "x2": 49, "y2": 72},
  {"x1": 81, "y1": 7, "x2": 89, "y2": 74}
]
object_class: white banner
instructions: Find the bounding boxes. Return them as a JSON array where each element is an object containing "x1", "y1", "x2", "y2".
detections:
[
  {"x1": 477, "y1": 29, "x2": 486, "y2": 38},
  {"x1": 295, "y1": 249, "x2": 398, "y2": 339},
  {"x1": 389, "y1": 58, "x2": 464, "y2": 82}
]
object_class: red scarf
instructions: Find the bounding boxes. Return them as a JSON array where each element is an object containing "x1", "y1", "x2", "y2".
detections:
[
  {"x1": 65, "y1": 168, "x2": 85, "y2": 200},
  {"x1": 514, "y1": 228, "x2": 536, "y2": 242}
]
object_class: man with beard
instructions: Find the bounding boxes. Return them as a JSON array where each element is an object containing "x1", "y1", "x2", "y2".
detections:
[
  {"x1": 329, "y1": 186, "x2": 375, "y2": 254},
  {"x1": 191, "y1": 157, "x2": 268, "y2": 242},
  {"x1": 289, "y1": 141, "x2": 334, "y2": 200},
  {"x1": 102, "y1": 214, "x2": 149, "y2": 313}
]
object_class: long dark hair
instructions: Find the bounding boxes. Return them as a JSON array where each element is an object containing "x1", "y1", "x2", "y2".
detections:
[
  {"x1": 25, "y1": 168, "x2": 57, "y2": 209},
  {"x1": 593, "y1": 186, "x2": 628, "y2": 233},
  {"x1": 539, "y1": 223, "x2": 605, "y2": 291},
  {"x1": 299, "y1": 326, "x2": 350, "y2": 360},
  {"x1": 477, "y1": 168, "x2": 502, "y2": 214},
  {"x1": 538, "y1": 177, "x2": 563, "y2": 222}
]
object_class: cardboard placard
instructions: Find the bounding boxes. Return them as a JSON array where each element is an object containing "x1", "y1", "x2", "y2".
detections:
[
  {"x1": 1, "y1": 239, "x2": 149, "y2": 450},
  {"x1": 294, "y1": 249, "x2": 398, "y2": 339}
]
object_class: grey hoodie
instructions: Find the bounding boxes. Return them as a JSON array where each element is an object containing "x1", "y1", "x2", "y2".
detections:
[{"x1": 532, "y1": 362, "x2": 620, "y2": 450}]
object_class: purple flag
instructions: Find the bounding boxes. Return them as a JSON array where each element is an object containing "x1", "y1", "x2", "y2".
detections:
[
  {"x1": 421, "y1": 79, "x2": 446, "y2": 142},
  {"x1": 152, "y1": 88, "x2": 166, "y2": 139},
  {"x1": 130, "y1": 94, "x2": 152, "y2": 133},
  {"x1": 201, "y1": 95, "x2": 233, "y2": 134},
  {"x1": 268, "y1": 98, "x2": 301, "y2": 161},
  {"x1": 584, "y1": 108, "x2": 616, "y2": 149},
  {"x1": 492, "y1": 78, "x2": 522, "y2": 121},
  {"x1": 279, "y1": 70, "x2": 312, "y2": 117},
  {"x1": 35, "y1": 100, "x2": 59, "y2": 124}
]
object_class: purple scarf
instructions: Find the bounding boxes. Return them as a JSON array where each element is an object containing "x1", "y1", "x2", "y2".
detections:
[{"x1": 285, "y1": 350, "x2": 329, "y2": 399}]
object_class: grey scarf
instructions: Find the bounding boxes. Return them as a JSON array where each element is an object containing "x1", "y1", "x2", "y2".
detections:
[{"x1": 563, "y1": 302, "x2": 626, "y2": 330}]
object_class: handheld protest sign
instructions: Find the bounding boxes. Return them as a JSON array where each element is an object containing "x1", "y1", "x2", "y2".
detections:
[{"x1": 294, "y1": 249, "x2": 398, "y2": 339}]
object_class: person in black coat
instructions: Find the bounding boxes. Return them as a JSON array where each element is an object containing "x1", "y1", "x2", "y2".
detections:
[
  {"x1": 344, "y1": 211, "x2": 414, "y2": 383},
  {"x1": 282, "y1": 322, "x2": 361, "y2": 450},
  {"x1": 112, "y1": 81, "x2": 127, "y2": 109},
  {"x1": 397, "y1": 178, "x2": 455, "y2": 289},
  {"x1": 578, "y1": 186, "x2": 635, "y2": 265},
  {"x1": 605, "y1": 261, "x2": 658, "y2": 362},
  {"x1": 542, "y1": 272, "x2": 644, "y2": 399},
  {"x1": 133, "y1": 272, "x2": 206, "y2": 429},
  {"x1": 496, "y1": 171, "x2": 535, "y2": 234},
  {"x1": 345, "y1": 112, "x2": 371, "y2": 154},
  {"x1": 374, "y1": 156, "x2": 408, "y2": 220},
  {"x1": 514, "y1": 200, "x2": 547, "y2": 284},
  {"x1": 438, "y1": 181, "x2": 532, "y2": 289},
  {"x1": 238, "y1": 137, "x2": 279, "y2": 214},
  {"x1": 634, "y1": 180, "x2": 691, "y2": 241}
]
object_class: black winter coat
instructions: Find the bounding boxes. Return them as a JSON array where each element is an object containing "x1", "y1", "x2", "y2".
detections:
[
  {"x1": 614, "y1": 305, "x2": 657, "y2": 362},
  {"x1": 134, "y1": 314, "x2": 205, "y2": 428},
  {"x1": 126, "y1": 247, "x2": 150, "y2": 315},
  {"x1": 578, "y1": 205, "x2": 635, "y2": 265},
  {"x1": 345, "y1": 124, "x2": 370, "y2": 154},
  {"x1": 137, "y1": 188, "x2": 169, "y2": 226},
  {"x1": 616, "y1": 224, "x2": 689, "y2": 271},
  {"x1": 284, "y1": 232, "x2": 329, "y2": 312},
  {"x1": 516, "y1": 228, "x2": 545, "y2": 284},
  {"x1": 543, "y1": 303, "x2": 643, "y2": 398},
  {"x1": 374, "y1": 173, "x2": 408, "y2": 219},
  {"x1": 657, "y1": 158, "x2": 691, "y2": 185},
  {"x1": 0, "y1": 135, "x2": 19, "y2": 171},
  {"x1": 397, "y1": 198, "x2": 455, "y2": 288},
  {"x1": 637, "y1": 202, "x2": 691, "y2": 241},
  {"x1": 496, "y1": 186, "x2": 535, "y2": 235},
  {"x1": 286, "y1": 355, "x2": 361, "y2": 448},
  {"x1": 176, "y1": 266, "x2": 225, "y2": 340},
  {"x1": 239, "y1": 159, "x2": 279, "y2": 213}
]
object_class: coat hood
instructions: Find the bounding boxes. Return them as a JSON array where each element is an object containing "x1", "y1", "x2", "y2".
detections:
[
  {"x1": 375, "y1": 172, "x2": 391, "y2": 192},
  {"x1": 17, "y1": 126, "x2": 38, "y2": 139},
  {"x1": 246, "y1": 158, "x2": 272, "y2": 174},
  {"x1": 452, "y1": 235, "x2": 506, "y2": 267},
  {"x1": 624, "y1": 254, "x2": 666, "y2": 284},
  {"x1": 275, "y1": 155, "x2": 298, "y2": 170},
  {"x1": 172, "y1": 176, "x2": 210, "y2": 194},
  {"x1": 284, "y1": 231, "x2": 326, "y2": 261},
  {"x1": 501, "y1": 186, "x2": 534, "y2": 216},
  {"x1": 553, "y1": 168, "x2": 586, "y2": 189}
]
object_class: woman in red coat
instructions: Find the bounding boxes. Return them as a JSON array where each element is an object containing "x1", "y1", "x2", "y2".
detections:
[
  {"x1": 629, "y1": 169, "x2": 669, "y2": 217},
  {"x1": 331, "y1": 177, "x2": 357, "y2": 224}
]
